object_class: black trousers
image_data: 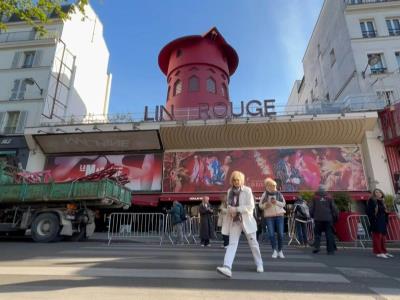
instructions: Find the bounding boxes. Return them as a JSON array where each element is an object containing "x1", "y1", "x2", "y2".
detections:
[{"x1": 314, "y1": 221, "x2": 335, "y2": 253}]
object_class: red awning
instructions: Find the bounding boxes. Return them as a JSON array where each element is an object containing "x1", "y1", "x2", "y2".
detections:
[
  {"x1": 347, "y1": 191, "x2": 370, "y2": 201},
  {"x1": 159, "y1": 194, "x2": 224, "y2": 202},
  {"x1": 132, "y1": 195, "x2": 160, "y2": 207}
]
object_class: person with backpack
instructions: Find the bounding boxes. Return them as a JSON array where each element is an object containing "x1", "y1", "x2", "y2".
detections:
[
  {"x1": 259, "y1": 178, "x2": 286, "y2": 259},
  {"x1": 169, "y1": 200, "x2": 186, "y2": 245},
  {"x1": 310, "y1": 187, "x2": 338, "y2": 255},
  {"x1": 293, "y1": 196, "x2": 310, "y2": 246}
]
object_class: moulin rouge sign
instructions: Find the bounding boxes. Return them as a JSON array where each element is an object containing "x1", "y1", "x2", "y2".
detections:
[{"x1": 143, "y1": 99, "x2": 276, "y2": 121}]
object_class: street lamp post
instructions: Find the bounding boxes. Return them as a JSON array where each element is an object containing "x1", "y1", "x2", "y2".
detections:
[{"x1": 362, "y1": 54, "x2": 381, "y2": 79}]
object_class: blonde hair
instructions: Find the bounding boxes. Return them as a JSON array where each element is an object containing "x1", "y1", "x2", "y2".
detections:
[
  {"x1": 230, "y1": 170, "x2": 245, "y2": 186},
  {"x1": 264, "y1": 178, "x2": 277, "y2": 187}
]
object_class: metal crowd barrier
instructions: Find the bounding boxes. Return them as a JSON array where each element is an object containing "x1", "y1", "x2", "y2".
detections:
[
  {"x1": 287, "y1": 214, "x2": 314, "y2": 246},
  {"x1": 347, "y1": 214, "x2": 400, "y2": 248},
  {"x1": 346, "y1": 215, "x2": 371, "y2": 248},
  {"x1": 164, "y1": 214, "x2": 192, "y2": 245},
  {"x1": 107, "y1": 213, "x2": 166, "y2": 245}
]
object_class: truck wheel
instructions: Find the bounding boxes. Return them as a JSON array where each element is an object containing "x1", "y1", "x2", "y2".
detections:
[{"x1": 31, "y1": 213, "x2": 60, "y2": 243}]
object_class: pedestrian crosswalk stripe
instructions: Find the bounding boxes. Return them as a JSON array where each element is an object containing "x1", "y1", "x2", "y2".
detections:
[
  {"x1": 61, "y1": 249, "x2": 313, "y2": 260},
  {"x1": 0, "y1": 266, "x2": 349, "y2": 283},
  {"x1": 1, "y1": 257, "x2": 327, "y2": 268}
]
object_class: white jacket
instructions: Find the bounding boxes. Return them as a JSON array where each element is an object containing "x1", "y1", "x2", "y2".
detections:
[{"x1": 221, "y1": 185, "x2": 257, "y2": 235}]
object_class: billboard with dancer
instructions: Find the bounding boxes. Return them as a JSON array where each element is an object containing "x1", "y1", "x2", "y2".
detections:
[
  {"x1": 162, "y1": 147, "x2": 367, "y2": 193},
  {"x1": 46, "y1": 153, "x2": 163, "y2": 191}
]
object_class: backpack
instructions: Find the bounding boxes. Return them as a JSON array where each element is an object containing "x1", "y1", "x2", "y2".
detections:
[
  {"x1": 295, "y1": 203, "x2": 310, "y2": 219},
  {"x1": 180, "y1": 205, "x2": 187, "y2": 221}
]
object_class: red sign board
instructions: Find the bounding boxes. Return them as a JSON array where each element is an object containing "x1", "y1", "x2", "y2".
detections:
[
  {"x1": 163, "y1": 147, "x2": 367, "y2": 193},
  {"x1": 46, "y1": 153, "x2": 163, "y2": 192}
]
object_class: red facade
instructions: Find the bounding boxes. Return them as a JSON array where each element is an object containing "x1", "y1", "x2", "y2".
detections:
[
  {"x1": 379, "y1": 103, "x2": 400, "y2": 192},
  {"x1": 158, "y1": 27, "x2": 238, "y2": 119}
]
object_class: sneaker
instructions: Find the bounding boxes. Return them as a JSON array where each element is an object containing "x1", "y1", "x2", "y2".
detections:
[
  {"x1": 206, "y1": 244, "x2": 211, "y2": 247},
  {"x1": 272, "y1": 250, "x2": 278, "y2": 259},
  {"x1": 384, "y1": 253, "x2": 394, "y2": 258},
  {"x1": 256, "y1": 265, "x2": 264, "y2": 273},
  {"x1": 201, "y1": 244, "x2": 205, "y2": 247},
  {"x1": 216, "y1": 266, "x2": 232, "y2": 278},
  {"x1": 278, "y1": 250, "x2": 285, "y2": 259},
  {"x1": 376, "y1": 253, "x2": 388, "y2": 259}
]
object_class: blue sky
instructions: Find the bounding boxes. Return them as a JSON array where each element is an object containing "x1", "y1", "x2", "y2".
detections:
[{"x1": 91, "y1": 0, "x2": 324, "y2": 114}]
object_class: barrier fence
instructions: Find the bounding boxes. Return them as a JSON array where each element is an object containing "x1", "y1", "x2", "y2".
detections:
[
  {"x1": 287, "y1": 214, "x2": 315, "y2": 246},
  {"x1": 107, "y1": 213, "x2": 166, "y2": 245},
  {"x1": 108, "y1": 212, "x2": 400, "y2": 248},
  {"x1": 347, "y1": 214, "x2": 400, "y2": 248}
]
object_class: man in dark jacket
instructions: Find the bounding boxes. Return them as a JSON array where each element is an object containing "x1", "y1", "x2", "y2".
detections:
[
  {"x1": 169, "y1": 201, "x2": 185, "y2": 245},
  {"x1": 310, "y1": 188, "x2": 338, "y2": 254}
]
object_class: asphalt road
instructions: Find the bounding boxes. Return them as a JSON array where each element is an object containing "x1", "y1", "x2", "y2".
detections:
[{"x1": 0, "y1": 235, "x2": 399, "y2": 300}]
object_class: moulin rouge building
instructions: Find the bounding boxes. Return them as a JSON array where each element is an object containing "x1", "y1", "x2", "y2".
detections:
[{"x1": 26, "y1": 28, "x2": 390, "y2": 216}]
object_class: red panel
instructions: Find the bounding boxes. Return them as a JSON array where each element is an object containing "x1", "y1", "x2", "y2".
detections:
[{"x1": 133, "y1": 195, "x2": 160, "y2": 207}]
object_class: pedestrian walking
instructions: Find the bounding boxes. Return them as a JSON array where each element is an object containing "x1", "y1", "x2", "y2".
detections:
[
  {"x1": 169, "y1": 200, "x2": 186, "y2": 245},
  {"x1": 217, "y1": 195, "x2": 229, "y2": 248},
  {"x1": 366, "y1": 188, "x2": 394, "y2": 259},
  {"x1": 216, "y1": 171, "x2": 263, "y2": 278},
  {"x1": 310, "y1": 187, "x2": 338, "y2": 255},
  {"x1": 259, "y1": 178, "x2": 286, "y2": 259},
  {"x1": 199, "y1": 196, "x2": 214, "y2": 247},
  {"x1": 293, "y1": 196, "x2": 310, "y2": 246}
]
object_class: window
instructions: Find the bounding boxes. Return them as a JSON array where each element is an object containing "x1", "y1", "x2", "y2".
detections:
[
  {"x1": 189, "y1": 76, "x2": 199, "y2": 92},
  {"x1": 396, "y1": 52, "x2": 400, "y2": 70},
  {"x1": 9, "y1": 79, "x2": 26, "y2": 100},
  {"x1": 173, "y1": 80, "x2": 182, "y2": 96},
  {"x1": 377, "y1": 90, "x2": 395, "y2": 105},
  {"x1": 386, "y1": 18, "x2": 400, "y2": 36},
  {"x1": 11, "y1": 50, "x2": 41, "y2": 68},
  {"x1": 360, "y1": 20, "x2": 376, "y2": 38},
  {"x1": 221, "y1": 83, "x2": 228, "y2": 98},
  {"x1": 0, "y1": 111, "x2": 27, "y2": 134},
  {"x1": 350, "y1": 0, "x2": 363, "y2": 4},
  {"x1": 206, "y1": 77, "x2": 216, "y2": 94},
  {"x1": 330, "y1": 49, "x2": 336, "y2": 67},
  {"x1": 368, "y1": 53, "x2": 386, "y2": 74},
  {"x1": 22, "y1": 51, "x2": 35, "y2": 68}
]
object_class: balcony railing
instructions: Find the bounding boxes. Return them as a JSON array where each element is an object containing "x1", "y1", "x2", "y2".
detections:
[
  {"x1": 38, "y1": 96, "x2": 387, "y2": 127},
  {"x1": 347, "y1": 0, "x2": 400, "y2": 4},
  {"x1": 389, "y1": 28, "x2": 400, "y2": 36},
  {"x1": 0, "y1": 30, "x2": 59, "y2": 44},
  {"x1": 362, "y1": 30, "x2": 377, "y2": 38}
]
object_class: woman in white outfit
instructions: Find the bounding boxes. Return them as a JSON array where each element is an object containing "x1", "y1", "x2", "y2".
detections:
[{"x1": 216, "y1": 171, "x2": 264, "y2": 278}]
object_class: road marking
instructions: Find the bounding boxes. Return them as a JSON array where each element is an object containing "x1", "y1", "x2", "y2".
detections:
[
  {"x1": 0, "y1": 266, "x2": 349, "y2": 283},
  {"x1": 369, "y1": 287, "x2": 400, "y2": 300},
  {"x1": 61, "y1": 249, "x2": 313, "y2": 260},
  {"x1": 336, "y1": 267, "x2": 388, "y2": 278}
]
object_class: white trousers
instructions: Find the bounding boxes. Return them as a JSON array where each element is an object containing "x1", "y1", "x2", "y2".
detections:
[{"x1": 223, "y1": 221, "x2": 263, "y2": 270}]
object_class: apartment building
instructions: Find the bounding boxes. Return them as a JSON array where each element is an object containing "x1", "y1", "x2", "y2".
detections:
[
  {"x1": 288, "y1": 0, "x2": 400, "y2": 108},
  {"x1": 0, "y1": 4, "x2": 111, "y2": 168}
]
